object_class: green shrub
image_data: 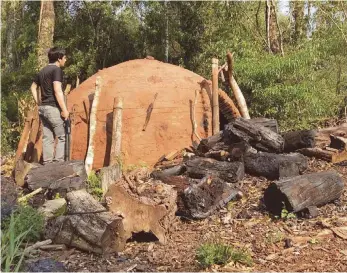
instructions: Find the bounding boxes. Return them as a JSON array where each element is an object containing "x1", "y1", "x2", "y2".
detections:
[
  {"x1": 1, "y1": 214, "x2": 31, "y2": 272},
  {"x1": 196, "y1": 242, "x2": 253, "y2": 268},
  {"x1": 2, "y1": 205, "x2": 44, "y2": 243},
  {"x1": 87, "y1": 171, "x2": 103, "y2": 201}
]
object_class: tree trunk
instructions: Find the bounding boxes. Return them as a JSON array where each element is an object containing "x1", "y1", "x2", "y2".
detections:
[
  {"x1": 266, "y1": 0, "x2": 281, "y2": 54},
  {"x1": 105, "y1": 176, "x2": 177, "y2": 244},
  {"x1": 37, "y1": 0, "x2": 55, "y2": 69},
  {"x1": 282, "y1": 129, "x2": 317, "y2": 152},
  {"x1": 291, "y1": 1, "x2": 306, "y2": 44},
  {"x1": 24, "y1": 161, "x2": 87, "y2": 191},
  {"x1": 164, "y1": 0, "x2": 169, "y2": 63},
  {"x1": 244, "y1": 152, "x2": 308, "y2": 180},
  {"x1": 185, "y1": 157, "x2": 244, "y2": 183},
  {"x1": 45, "y1": 190, "x2": 126, "y2": 254},
  {"x1": 264, "y1": 171, "x2": 344, "y2": 215},
  {"x1": 212, "y1": 58, "x2": 220, "y2": 134},
  {"x1": 223, "y1": 118, "x2": 284, "y2": 153}
]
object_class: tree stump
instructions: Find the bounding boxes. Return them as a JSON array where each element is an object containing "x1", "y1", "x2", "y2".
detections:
[
  {"x1": 264, "y1": 171, "x2": 344, "y2": 215},
  {"x1": 223, "y1": 118, "x2": 284, "y2": 153},
  {"x1": 45, "y1": 190, "x2": 126, "y2": 254},
  {"x1": 185, "y1": 157, "x2": 244, "y2": 183},
  {"x1": 105, "y1": 170, "x2": 177, "y2": 244},
  {"x1": 244, "y1": 152, "x2": 308, "y2": 180}
]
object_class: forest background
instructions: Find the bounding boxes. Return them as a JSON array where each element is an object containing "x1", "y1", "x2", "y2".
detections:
[{"x1": 1, "y1": 0, "x2": 347, "y2": 155}]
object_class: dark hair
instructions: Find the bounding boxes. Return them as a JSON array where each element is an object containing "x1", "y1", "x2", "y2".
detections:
[{"x1": 48, "y1": 47, "x2": 66, "y2": 63}]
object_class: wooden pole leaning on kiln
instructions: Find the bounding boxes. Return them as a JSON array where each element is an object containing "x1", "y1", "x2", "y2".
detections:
[
  {"x1": 100, "y1": 97, "x2": 124, "y2": 195},
  {"x1": 212, "y1": 58, "x2": 220, "y2": 135},
  {"x1": 85, "y1": 76, "x2": 102, "y2": 175}
]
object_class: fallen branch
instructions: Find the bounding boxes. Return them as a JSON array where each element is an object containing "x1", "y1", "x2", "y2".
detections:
[
  {"x1": 24, "y1": 239, "x2": 52, "y2": 254},
  {"x1": 18, "y1": 187, "x2": 43, "y2": 203}
]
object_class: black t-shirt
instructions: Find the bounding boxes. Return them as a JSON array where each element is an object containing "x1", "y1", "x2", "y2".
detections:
[{"x1": 34, "y1": 64, "x2": 63, "y2": 107}]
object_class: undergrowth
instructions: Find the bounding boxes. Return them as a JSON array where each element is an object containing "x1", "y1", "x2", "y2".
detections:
[{"x1": 87, "y1": 170, "x2": 103, "y2": 201}]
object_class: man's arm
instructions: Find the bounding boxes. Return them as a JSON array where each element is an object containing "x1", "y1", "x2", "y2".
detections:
[
  {"x1": 30, "y1": 82, "x2": 39, "y2": 104},
  {"x1": 53, "y1": 81, "x2": 69, "y2": 120}
]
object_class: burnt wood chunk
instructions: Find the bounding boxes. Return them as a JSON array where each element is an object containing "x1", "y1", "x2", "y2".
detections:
[
  {"x1": 330, "y1": 135, "x2": 347, "y2": 151},
  {"x1": 298, "y1": 147, "x2": 347, "y2": 163},
  {"x1": 250, "y1": 118, "x2": 279, "y2": 133},
  {"x1": 282, "y1": 129, "x2": 317, "y2": 152},
  {"x1": 185, "y1": 157, "x2": 244, "y2": 183},
  {"x1": 264, "y1": 171, "x2": 344, "y2": 215},
  {"x1": 315, "y1": 124, "x2": 347, "y2": 148},
  {"x1": 151, "y1": 165, "x2": 186, "y2": 180},
  {"x1": 182, "y1": 176, "x2": 242, "y2": 219},
  {"x1": 197, "y1": 131, "x2": 223, "y2": 153},
  {"x1": 223, "y1": 118, "x2": 284, "y2": 153},
  {"x1": 44, "y1": 190, "x2": 126, "y2": 254},
  {"x1": 244, "y1": 152, "x2": 308, "y2": 180}
]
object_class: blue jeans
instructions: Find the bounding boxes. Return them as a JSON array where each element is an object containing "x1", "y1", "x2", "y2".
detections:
[{"x1": 38, "y1": 105, "x2": 65, "y2": 163}]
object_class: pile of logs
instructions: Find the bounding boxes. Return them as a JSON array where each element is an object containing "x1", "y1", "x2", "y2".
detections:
[{"x1": 152, "y1": 117, "x2": 345, "y2": 219}]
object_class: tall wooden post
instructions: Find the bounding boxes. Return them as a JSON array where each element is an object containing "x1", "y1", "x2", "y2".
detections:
[
  {"x1": 212, "y1": 58, "x2": 219, "y2": 135},
  {"x1": 110, "y1": 97, "x2": 123, "y2": 166}
]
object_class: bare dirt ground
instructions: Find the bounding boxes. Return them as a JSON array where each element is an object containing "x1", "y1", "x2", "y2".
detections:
[{"x1": 17, "y1": 158, "x2": 346, "y2": 272}]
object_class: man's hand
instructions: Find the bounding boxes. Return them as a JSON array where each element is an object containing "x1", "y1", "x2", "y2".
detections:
[{"x1": 61, "y1": 110, "x2": 70, "y2": 120}]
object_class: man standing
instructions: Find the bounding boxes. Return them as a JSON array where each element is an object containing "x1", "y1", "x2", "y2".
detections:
[{"x1": 30, "y1": 47, "x2": 69, "y2": 164}]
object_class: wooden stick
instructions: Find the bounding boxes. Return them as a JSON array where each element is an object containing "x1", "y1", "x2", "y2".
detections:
[
  {"x1": 212, "y1": 58, "x2": 219, "y2": 135},
  {"x1": 76, "y1": 75, "x2": 80, "y2": 88},
  {"x1": 15, "y1": 111, "x2": 34, "y2": 164},
  {"x1": 39, "y1": 244, "x2": 66, "y2": 251},
  {"x1": 226, "y1": 52, "x2": 250, "y2": 119},
  {"x1": 18, "y1": 187, "x2": 43, "y2": 203},
  {"x1": 85, "y1": 76, "x2": 102, "y2": 175},
  {"x1": 24, "y1": 239, "x2": 52, "y2": 254},
  {"x1": 110, "y1": 97, "x2": 123, "y2": 166}
]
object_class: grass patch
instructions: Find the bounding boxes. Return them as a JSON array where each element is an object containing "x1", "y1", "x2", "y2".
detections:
[
  {"x1": 266, "y1": 230, "x2": 284, "y2": 244},
  {"x1": 86, "y1": 170, "x2": 103, "y2": 201},
  {"x1": 196, "y1": 242, "x2": 253, "y2": 268},
  {"x1": 2, "y1": 205, "x2": 44, "y2": 243},
  {"x1": 1, "y1": 205, "x2": 44, "y2": 272}
]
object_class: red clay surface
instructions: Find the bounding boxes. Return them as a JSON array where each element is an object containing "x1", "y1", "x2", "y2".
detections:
[{"x1": 67, "y1": 59, "x2": 212, "y2": 169}]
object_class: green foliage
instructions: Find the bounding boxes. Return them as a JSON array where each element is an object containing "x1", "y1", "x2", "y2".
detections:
[
  {"x1": 281, "y1": 206, "x2": 297, "y2": 220},
  {"x1": 87, "y1": 171, "x2": 103, "y2": 201},
  {"x1": 196, "y1": 243, "x2": 253, "y2": 268},
  {"x1": 2, "y1": 205, "x2": 45, "y2": 243},
  {"x1": 1, "y1": 214, "x2": 30, "y2": 272}
]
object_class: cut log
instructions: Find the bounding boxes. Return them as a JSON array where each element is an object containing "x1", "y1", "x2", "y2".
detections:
[
  {"x1": 282, "y1": 129, "x2": 317, "y2": 152},
  {"x1": 105, "y1": 177, "x2": 177, "y2": 244},
  {"x1": 250, "y1": 117, "x2": 279, "y2": 133},
  {"x1": 244, "y1": 152, "x2": 308, "y2": 180},
  {"x1": 185, "y1": 157, "x2": 244, "y2": 183},
  {"x1": 315, "y1": 123, "x2": 347, "y2": 148},
  {"x1": 45, "y1": 189, "x2": 125, "y2": 254},
  {"x1": 330, "y1": 135, "x2": 347, "y2": 151},
  {"x1": 298, "y1": 147, "x2": 347, "y2": 163},
  {"x1": 204, "y1": 150, "x2": 230, "y2": 161},
  {"x1": 223, "y1": 117, "x2": 284, "y2": 153},
  {"x1": 264, "y1": 171, "x2": 344, "y2": 215},
  {"x1": 159, "y1": 175, "x2": 242, "y2": 219},
  {"x1": 25, "y1": 161, "x2": 87, "y2": 191}
]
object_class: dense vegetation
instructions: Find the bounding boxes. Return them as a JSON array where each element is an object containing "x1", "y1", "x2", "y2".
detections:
[{"x1": 2, "y1": 1, "x2": 347, "y2": 155}]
